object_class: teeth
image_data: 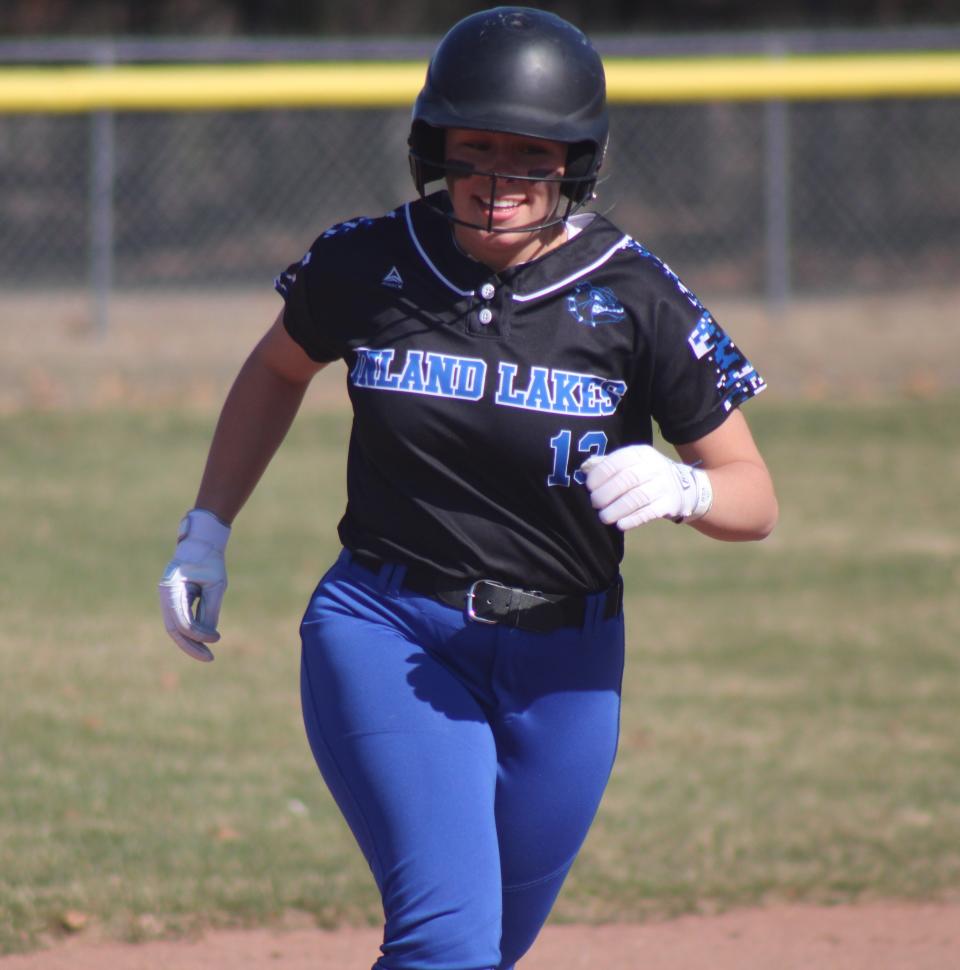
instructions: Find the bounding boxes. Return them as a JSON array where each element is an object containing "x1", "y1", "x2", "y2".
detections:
[{"x1": 484, "y1": 200, "x2": 521, "y2": 209}]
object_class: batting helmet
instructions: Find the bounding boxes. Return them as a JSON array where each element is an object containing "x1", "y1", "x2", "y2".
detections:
[{"x1": 408, "y1": 7, "x2": 608, "y2": 211}]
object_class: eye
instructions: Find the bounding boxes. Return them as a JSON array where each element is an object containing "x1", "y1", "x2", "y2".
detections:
[
  {"x1": 456, "y1": 137, "x2": 492, "y2": 152},
  {"x1": 517, "y1": 144, "x2": 565, "y2": 170}
]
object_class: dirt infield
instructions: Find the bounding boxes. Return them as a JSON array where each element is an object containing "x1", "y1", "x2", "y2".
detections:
[{"x1": 3, "y1": 903, "x2": 959, "y2": 969}]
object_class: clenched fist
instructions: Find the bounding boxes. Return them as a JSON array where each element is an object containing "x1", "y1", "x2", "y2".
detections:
[{"x1": 582, "y1": 445, "x2": 713, "y2": 530}]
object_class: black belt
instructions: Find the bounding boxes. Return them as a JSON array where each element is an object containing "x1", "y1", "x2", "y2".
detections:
[{"x1": 347, "y1": 550, "x2": 623, "y2": 634}]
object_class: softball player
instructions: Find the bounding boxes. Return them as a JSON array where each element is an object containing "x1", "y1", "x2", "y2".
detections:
[{"x1": 159, "y1": 8, "x2": 778, "y2": 969}]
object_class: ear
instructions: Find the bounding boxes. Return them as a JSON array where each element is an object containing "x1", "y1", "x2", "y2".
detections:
[
  {"x1": 408, "y1": 121, "x2": 447, "y2": 194},
  {"x1": 562, "y1": 141, "x2": 601, "y2": 202}
]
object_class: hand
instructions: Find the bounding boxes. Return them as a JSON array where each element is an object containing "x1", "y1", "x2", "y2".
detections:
[
  {"x1": 158, "y1": 509, "x2": 231, "y2": 662},
  {"x1": 582, "y1": 444, "x2": 713, "y2": 530}
]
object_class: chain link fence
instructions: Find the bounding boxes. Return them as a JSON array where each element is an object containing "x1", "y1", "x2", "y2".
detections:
[{"x1": 2, "y1": 32, "x2": 959, "y2": 336}]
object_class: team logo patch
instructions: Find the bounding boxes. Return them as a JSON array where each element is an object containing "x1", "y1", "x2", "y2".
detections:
[{"x1": 566, "y1": 282, "x2": 626, "y2": 327}]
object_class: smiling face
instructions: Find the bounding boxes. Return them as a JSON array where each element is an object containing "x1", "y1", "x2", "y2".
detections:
[{"x1": 444, "y1": 127, "x2": 569, "y2": 270}]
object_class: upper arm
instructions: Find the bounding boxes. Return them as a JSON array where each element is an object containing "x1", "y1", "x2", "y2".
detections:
[
  {"x1": 674, "y1": 408, "x2": 768, "y2": 472},
  {"x1": 252, "y1": 310, "x2": 328, "y2": 386}
]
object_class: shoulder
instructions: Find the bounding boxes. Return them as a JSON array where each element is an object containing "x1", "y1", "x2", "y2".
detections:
[
  {"x1": 275, "y1": 204, "x2": 408, "y2": 298},
  {"x1": 551, "y1": 216, "x2": 708, "y2": 333},
  {"x1": 610, "y1": 231, "x2": 707, "y2": 314},
  {"x1": 312, "y1": 204, "x2": 407, "y2": 259},
  {"x1": 555, "y1": 214, "x2": 704, "y2": 310}
]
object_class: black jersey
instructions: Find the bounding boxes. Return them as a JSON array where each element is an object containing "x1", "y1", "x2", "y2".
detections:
[{"x1": 276, "y1": 193, "x2": 765, "y2": 594}]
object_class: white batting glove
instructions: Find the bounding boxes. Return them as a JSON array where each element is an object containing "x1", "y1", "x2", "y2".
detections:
[
  {"x1": 582, "y1": 445, "x2": 713, "y2": 531},
  {"x1": 158, "y1": 509, "x2": 231, "y2": 662}
]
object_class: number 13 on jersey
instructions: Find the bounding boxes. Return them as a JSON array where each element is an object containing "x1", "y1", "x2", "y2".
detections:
[{"x1": 548, "y1": 430, "x2": 608, "y2": 487}]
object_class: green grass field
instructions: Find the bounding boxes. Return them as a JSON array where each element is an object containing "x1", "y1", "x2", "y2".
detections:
[{"x1": 1, "y1": 397, "x2": 959, "y2": 953}]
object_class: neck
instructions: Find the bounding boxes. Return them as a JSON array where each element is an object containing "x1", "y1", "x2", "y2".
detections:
[{"x1": 452, "y1": 221, "x2": 567, "y2": 271}]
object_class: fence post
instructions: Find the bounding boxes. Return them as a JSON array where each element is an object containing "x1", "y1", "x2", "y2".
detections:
[
  {"x1": 764, "y1": 99, "x2": 791, "y2": 312},
  {"x1": 88, "y1": 43, "x2": 115, "y2": 337},
  {"x1": 763, "y1": 40, "x2": 791, "y2": 313}
]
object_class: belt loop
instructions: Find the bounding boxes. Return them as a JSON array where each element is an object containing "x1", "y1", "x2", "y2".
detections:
[
  {"x1": 385, "y1": 562, "x2": 407, "y2": 596},
  {"x1": 600, "y1": 577, "x2": 623, "y2": 623},
  {"x1": 613, "y1": 575, "x2": 624, "y2": 618},
  {"x1": 371, "y1": 558, "x2": 392, "y2": 591},
  {"x1": 583, "y1": 592, "x2": 599, "y2": 633}
]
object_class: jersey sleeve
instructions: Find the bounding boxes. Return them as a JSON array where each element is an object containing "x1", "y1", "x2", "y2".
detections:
[
  {"x1": 274, "y1": 240, "x2": 344, "y2": 363},
  {"x1": 650, "y1": 296, "x2": 766, "y2": 446}
]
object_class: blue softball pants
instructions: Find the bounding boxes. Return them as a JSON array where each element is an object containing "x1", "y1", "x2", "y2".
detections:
[{"x1": 299, "y1": 550, "x2": 625, "y2": 970}]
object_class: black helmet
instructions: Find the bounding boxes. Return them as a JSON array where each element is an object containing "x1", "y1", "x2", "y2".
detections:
[{"x1": 409, "y1": 7, "x2": 608, "y2": 209}]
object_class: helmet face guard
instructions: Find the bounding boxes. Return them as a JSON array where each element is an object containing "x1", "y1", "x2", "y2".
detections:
[
  {"x1": 408, "y1": 7, "x2": 608, "y2": 232},
  {"x1": 407, "y1": 151, "x2": 597, "y2": 233}
]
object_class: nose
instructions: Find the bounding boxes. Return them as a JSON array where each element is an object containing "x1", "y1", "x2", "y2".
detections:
[{"x1": 484, "y1": 140, "x2": 525, "y2": 179}]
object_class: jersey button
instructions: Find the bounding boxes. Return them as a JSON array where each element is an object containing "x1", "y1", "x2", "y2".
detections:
[
  {"x1": 478, "y1": 307, "x2": 494, "y2": 325},
  {"x1": 480, "y1": 283, "x2": 495, "y2": 300}
]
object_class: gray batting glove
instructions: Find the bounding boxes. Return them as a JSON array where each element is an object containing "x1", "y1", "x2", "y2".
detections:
[
  {"x1": 582, "y1": 445, "x2": 713, "y2": 530},
  {"x1": 158, "y1": 508, "x2": 231, "y2": 662}
]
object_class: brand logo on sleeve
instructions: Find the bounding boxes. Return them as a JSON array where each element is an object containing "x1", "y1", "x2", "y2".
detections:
[{"x1": 381, "y1": 266, "x2": 404, "y2": 289}]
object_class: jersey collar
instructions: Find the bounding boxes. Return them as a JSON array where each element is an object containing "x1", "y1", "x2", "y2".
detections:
[
  {"x1": 405, "y1": 193, "x2": 631, "y2": 304},
  {"x1": 503, "y1": 217, "x2": 631, "y2": 303},
  {"x1": 405, "y1": 195, "x2": 486, "y2": 297}
]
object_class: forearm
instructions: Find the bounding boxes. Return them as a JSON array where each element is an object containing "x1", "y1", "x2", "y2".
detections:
[
  {"x1": 687, "y1": 459, "x2": 778, "y2": 542},
  {"x1": 194, "y1": 349, "x2": 310, "y2": 524},
  {"x1": 587, "y1": 411, "x2": 778, "y2": 542}
]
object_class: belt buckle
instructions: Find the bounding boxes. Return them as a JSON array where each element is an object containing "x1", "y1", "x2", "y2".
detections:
[{"x1": 465, "y1": 579, "x2": 503, "y2": 624}]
